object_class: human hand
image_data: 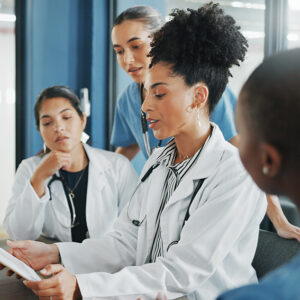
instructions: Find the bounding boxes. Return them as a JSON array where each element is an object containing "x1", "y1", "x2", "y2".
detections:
[
  {"x1": 6, "y1": 240, "x2": 60, "y2": 271},
  {"x1": 155, "y1": 292, "x2": 167, "y2": 300},
  {"x1": 137, "y1": 292, "x2": 167, "y2": 300},
  {"x1": 276, "y1": 221, "x2": 300, "y2": 242},
  {"x1": 35, "y1": 150, "x2": 72, "y2": 179},
  {"x1": 24, "y1": 264, "x2": 81, "y2": 300},
  {"x1": 31, "y1": 151, "x2": 72, "y2": 197},
  {"x1": 0, "y1": 247, "x2": 22, "y2": 278}
]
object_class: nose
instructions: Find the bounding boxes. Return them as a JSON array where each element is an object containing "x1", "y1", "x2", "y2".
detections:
[
  {"x1": 53, "y1": 120, "x2": 64, "y2": 132},
  {"x1": 123, "y1": 50, "x2": 134, "y2": 65},
  {"x1": 141, "y1": 90, "x2": 152, "y2": 113}
]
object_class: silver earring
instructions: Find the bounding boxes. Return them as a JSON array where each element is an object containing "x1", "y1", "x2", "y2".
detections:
[
  {"x1": 197, "y1": 108, "x2": 201, "y2": 128},
  {"x1": 43, "y1": 143, "x2": 47, "y2": 153},
  {"x1": 262, "y1": 166, "x2": 269, "y2": 175}
]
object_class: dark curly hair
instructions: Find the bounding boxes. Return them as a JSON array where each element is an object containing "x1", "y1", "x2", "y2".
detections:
[
  {"x1": 240, "y1": 48, "x2": 300, "y2": 167},
  {"x1": 34, "y1": 85, "x2": 83, "y2": 130},
  {"x1": 149, "y1": 2, "x2": 248, "y2": 113}
]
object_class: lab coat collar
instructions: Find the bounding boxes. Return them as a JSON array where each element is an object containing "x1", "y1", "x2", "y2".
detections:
[
  {"x1": 153, "y1": 123, "x2": 226, "y2": 181},
  {"x1": 153, "y1": 123, "x2": 228, "y2": 205},
  {"x1": 82, "y1": 143, "x2": 112, "y2": 174}
]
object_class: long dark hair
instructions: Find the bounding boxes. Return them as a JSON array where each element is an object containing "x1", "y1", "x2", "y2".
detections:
[{"x1": 34, "y1": 86, "x2": 84, "y2": 156}]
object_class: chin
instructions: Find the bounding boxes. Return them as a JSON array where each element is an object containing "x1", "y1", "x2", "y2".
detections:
[
  {"x1": 130, "y1": 74, "x2": 142, "y2": 83},
  {"x1": 153, "y1": 131, "x2": 170, "y2": 141}
]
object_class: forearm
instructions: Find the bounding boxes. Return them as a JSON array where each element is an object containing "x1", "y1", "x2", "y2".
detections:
[
  {"x1": 115, "y1": 144, "x2": 140, "y2": 160},
  {"x1": 4, "y1": 183, "x2": 48, "y2": 240},
  {"x1": 49, "y1": 244, "x2": 61, "y2": 264},
  {"x1": 266, "y1": 194, "x2": 288, "y2": 228},
  {"x1": 30, "y1": 170, "x2": 47, "y2": 198}
]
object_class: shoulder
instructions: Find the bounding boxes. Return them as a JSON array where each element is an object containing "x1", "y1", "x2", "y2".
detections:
[
  {"x1": 13, "y1": 155, "x2": 43, "y2": 179},
  {"x1": 116, "y1": 82, "x2": 139, "y2": 107},
  {"x1": 212, "y1": 125, "x2": 242, "y2": 171},
  {"x1": 84, "y1": 144, "x2": 133, "y2": 171},
  {"x1": 17, "y1": 155, "x2": 42, "y2": 172},
  {"x1": 259, "y1": 253, "x2": 300, "y2": 296},
  {"x1": 219, "y1": 255, "x2": 300, "y2": 299},
  {"x1": 218, "y1": 284, "x2": 276, "y2": 300}
]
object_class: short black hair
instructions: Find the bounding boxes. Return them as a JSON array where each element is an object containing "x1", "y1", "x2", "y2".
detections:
[
  {"x1": 34, "y1": 85, "x2": 83, "y2": 130},
  {"x1": 149, "y1": 2, "x2": 248, "y2": 113},
  {"x1": 240, "y1": 48, "x2": 300, "y2": 164},
  {"x1": 113, "y1": 6, "x2": 163, "y2": 34}
]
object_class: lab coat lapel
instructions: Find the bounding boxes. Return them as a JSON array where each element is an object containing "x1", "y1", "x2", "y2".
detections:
[
  {"x1": 141, "y1": 161, "x2": 169, "y2": 257},
  {"x1": 83, "y1": 144, "x2": 108, "y2": 237},
  {"x1": 165, "y1": 124, "x2": 225, "y2": 208}
]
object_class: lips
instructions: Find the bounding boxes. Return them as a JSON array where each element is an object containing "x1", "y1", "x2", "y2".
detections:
[
  {"x1": 147, "y1": 117, "x2": 159, "y2": 129},
  {"x1": 128, "y1": 66, "x2": 142, "y2": 74},
  {"x1": 55, "y1": 136, "x2": 69, "y2": 143}
]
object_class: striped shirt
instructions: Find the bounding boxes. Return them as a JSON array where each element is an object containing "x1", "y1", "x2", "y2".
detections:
[{"x1": 148, "y1": 138, "x2": 203, "y2": 263}]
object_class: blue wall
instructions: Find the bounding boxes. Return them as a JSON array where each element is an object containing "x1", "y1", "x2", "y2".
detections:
[
  {"x1": 21, "y1": 0, "x2": 108, "y2": 159},
  {"x1": 18, "y1": 0, "x2": 165, "y2": 172},
  {"x1": 90, "y1": 0, "x2": 109, "y2": 149}
]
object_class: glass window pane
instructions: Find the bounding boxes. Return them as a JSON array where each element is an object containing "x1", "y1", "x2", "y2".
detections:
[
  {"x1": 288, "y1": 0, "x2": 300, "y2": 49},
  {"x1": 165, "y1": 0, "x2": 265, "y2": 96}
]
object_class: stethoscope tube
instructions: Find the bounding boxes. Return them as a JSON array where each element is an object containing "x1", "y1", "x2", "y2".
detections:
[
  {"x1": 47, "y1": 173, "x2": 78, "y2": 228},
  {"x1": 127, "y1": 163, "x2": 160, "y2": 226},
  {"x1": 127, "y1": 161, "x2": 206, "y2": 252},
  {"x1": 140, "y1": 83, "x2": 162, "y2": 157},
  {"x1": 141, "y1": 110, "x2": 152, "y2": 157}
]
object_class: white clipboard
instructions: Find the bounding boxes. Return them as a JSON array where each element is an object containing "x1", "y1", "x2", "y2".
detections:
[{"x1": 0, "y1": 248, "x2": 41, "y2": 281}]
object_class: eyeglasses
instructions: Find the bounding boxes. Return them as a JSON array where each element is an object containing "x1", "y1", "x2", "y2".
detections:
[{"x1": 47, "y1": 174, "x2": 79, "y2": 228}]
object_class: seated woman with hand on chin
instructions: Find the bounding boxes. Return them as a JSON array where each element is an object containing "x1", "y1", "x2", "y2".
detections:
[
  {"x1": 3, "y1": 86, "x2": 137, "y2": 243},
  {"x1": 1, "y1": 5, "x2": 266, "y2": 300}
]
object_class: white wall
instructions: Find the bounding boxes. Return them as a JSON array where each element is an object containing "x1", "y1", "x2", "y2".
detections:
[{"x1": 0, "y1": 26, "x2": 15, "y2": 224}]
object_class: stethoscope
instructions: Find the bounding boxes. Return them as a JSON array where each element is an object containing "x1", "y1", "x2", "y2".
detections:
[
  {"x1": 140, "y1": 83, "x2": 162, "y2": 157},
  {"x1": 47, "y1": 173, "x2": 79, "y2": 229},
  {"x1": 127, "y1": 162, "x2": 206, "y2": 251}
]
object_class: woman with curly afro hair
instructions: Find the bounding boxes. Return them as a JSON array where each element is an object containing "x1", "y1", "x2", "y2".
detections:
[
  {"x1": 110, "y1": 5, "x2": 239, "y2": 162},
  {"x1": 111, "y1": 5, "x2": 300, "y2": 242},
  {"x1": 2, "y1": 4, "x2": 266, "y2": 300}
]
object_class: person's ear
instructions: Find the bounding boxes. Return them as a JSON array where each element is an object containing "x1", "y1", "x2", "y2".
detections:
[
  {"x1": 192, "y1": 83, "x2": 209, "y2": 109},
  {"x1": 260, "y1": 143, "x2": 282, "y2": 177},
  {"x1": 81, "y1": 112, "x2": 87, "y2": 131}
]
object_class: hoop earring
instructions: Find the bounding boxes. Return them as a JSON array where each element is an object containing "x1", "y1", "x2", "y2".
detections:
[
  {"x1": 262, "y1": 166, "x2": 269, "y2": 175},
  {"x1": 43, "y1": 143, "x2": 47, "y2": 153}
]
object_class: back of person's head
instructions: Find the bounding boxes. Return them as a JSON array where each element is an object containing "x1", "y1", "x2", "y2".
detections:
[
  {"x1": 237, "y1": 48, "x2": 300, "y2": 198},
  {"x1": 113, "y1": 5, "x2": 163, "y2": 34},
  {"x1": 148, "y1": 2, "x2": 248, "y2": 113},
  {"x1": 34, "y1": 85, "x2": 83, "y2": 130},
  {"x1": 240, "y1": 48, "x2": 300, "y2": 169}
]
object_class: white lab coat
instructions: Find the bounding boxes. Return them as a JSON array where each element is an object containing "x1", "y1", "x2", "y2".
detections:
[
  {"x1": 3, "y1": 144, "x2": 138, "y2": 242},
  {"x1": 57, "y1": 124, "x2": 267, "y2": 300}
]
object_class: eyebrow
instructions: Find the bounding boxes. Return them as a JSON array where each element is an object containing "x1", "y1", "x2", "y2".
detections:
[
  {"x1": 40, "y1": 108, "x2": 72, "y2": 119},
  {"x1": 113, "y1": 37, "x2": 141, "y2": 48},
  {"x1": 150, "y1": 82, "x2": 168, "y2": 89}
]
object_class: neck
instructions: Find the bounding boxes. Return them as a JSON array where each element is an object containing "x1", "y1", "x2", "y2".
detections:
[
  {"x1": 174, "y1": 121, "x2": 211, "y2": 164},
  {"x1": 67, "y1": 143, "x2": 88, "y2": 172}
]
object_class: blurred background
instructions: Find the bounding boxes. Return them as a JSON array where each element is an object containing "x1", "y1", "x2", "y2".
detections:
[{"x1": 1, "y1": 0, "x2": 300, "y2": 225}]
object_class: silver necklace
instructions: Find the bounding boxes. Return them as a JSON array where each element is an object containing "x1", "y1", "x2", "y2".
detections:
[{"x1": 62, "y1": 167, "x2": 87, "y2": 199}]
